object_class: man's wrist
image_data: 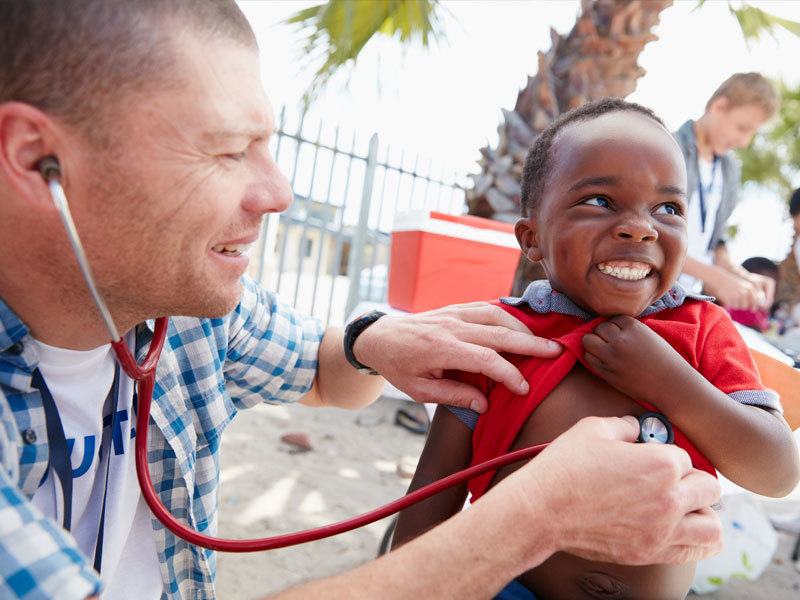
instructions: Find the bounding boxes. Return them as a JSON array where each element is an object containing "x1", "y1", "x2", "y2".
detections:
[{"x1": 344, "y1": 311, "x2": 386, "y2": 373}]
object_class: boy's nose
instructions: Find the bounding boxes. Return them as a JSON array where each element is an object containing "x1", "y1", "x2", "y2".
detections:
[{"x1": 612, "y1": 216, "x2": 658, "y2": 242}]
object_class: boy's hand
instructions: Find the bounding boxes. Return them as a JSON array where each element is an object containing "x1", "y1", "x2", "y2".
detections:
[{"x1": 582, "y1": 316, "x2": 687, "y2": 403}]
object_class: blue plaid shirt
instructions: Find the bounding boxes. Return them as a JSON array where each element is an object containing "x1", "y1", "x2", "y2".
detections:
[{"x1": 0, "y1": 276, "x2": 324, "y2": 599}]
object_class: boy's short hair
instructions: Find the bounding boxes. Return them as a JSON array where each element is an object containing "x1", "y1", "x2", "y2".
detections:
[
  {"x1": 705, "y1": 73, "x2": 778, "y2": 118},
  {"x1": 741, "y1": 256, "x2": 778, "y2": 280},
  {"x1": 789, "y1": 188, "x2": 800, "y2": 217},
  {"x1": 520, "y1": 98, "x2": 664, "y2": 216}
]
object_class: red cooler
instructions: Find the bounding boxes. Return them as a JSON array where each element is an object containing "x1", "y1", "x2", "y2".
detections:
[{"x1": 388, "y1": 211, "x2": 520, "y2": 313}]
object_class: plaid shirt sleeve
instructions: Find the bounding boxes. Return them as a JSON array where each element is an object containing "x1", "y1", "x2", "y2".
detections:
[
  {"x1": 223, "y1": 276, "x2": 324, "y2": 408},
  {"x1": 0, "y1": 468, "x2": 101, "y2": 600}
]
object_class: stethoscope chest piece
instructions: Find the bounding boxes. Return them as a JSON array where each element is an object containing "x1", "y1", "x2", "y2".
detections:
[{"x1": 637, "y1": 412, "x2": 674, "y2": 445}]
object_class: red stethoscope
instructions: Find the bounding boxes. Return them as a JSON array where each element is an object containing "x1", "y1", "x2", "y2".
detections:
[{"x1": 36, "y1": 156, "x2": 673, "y2": 553}]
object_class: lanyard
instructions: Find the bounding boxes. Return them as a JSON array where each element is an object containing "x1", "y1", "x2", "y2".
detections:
[
  {"x1": 31, "y1": 362, "x2": 122, "y2": 574},
  {"x1": 696, "y1": 154, "x2": 719, "y2": 234}
]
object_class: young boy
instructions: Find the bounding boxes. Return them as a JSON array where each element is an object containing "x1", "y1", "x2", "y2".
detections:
[{"x1": 392, "y1": 99, "x2": 800, "y2": 600}]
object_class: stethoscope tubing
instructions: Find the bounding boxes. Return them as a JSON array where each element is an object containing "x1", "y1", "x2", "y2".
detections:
[
  {"x1": 40, "y1": 160, "x2": 670, "y2": 554},
  {"x1": 128, "y1": 339, "x2": 549, "y2": 552}
]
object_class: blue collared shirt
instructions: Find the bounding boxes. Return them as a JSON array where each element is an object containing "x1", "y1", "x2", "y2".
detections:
[{"x1": 0, "y1": 276, "x2": 324, "y2": 599}]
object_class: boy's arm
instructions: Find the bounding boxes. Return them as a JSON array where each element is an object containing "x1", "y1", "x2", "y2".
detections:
[
  {"x1": 392, "y1": 407, "x2": 473, "y2": 549},
  {"x1": 583, "y1": 315, "x2": 800, "y2": 497}
]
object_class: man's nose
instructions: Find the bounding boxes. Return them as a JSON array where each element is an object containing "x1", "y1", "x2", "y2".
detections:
[
  {"x1": 243, "y1": 151, "x2": 293, "y2": 215},
  {"x1": 612, "y1": 214, "x2": 658, "y2": 242}
]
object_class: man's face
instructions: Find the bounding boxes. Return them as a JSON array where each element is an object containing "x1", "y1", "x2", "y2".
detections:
[
  {"x1": 66, "y1": 31, "x2": 291, "y2": 321},
  {"x1": 705, "y1": 99, "x2": 768, "y2": 155},
  {"x1": 517, "y1": 112, "x2": 688, "y2": 317}
]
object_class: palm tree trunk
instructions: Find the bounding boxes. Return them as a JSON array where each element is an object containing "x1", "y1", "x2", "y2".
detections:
[{"x1": 466, "y1": 0, "x2": 673, "y2": 295}]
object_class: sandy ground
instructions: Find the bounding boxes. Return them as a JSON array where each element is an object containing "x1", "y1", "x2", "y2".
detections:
[{"x1": 216, "y1": 397, "x2": 800, "y2": 599}]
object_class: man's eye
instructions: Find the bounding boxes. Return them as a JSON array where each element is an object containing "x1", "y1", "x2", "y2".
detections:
[
  {"x1": 223, "y1": 151, "x2": 247, "y2": 161},
  {"x1": 655, "y1": 203, "x2": 681, "y2": 216},
  {"x1": 582, "y1": 196, "x2": 610, "y2": 208}
]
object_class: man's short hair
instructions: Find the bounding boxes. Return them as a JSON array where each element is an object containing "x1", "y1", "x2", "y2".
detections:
[
  {"x1": 705, "y1": 72, "x2": 778, "y2": 119},
  {"x1": 789, "y1": 188, "x2": 800, "y2": 217},
  {"x1": 0, "y1": 0, "x2": 256, "y2": 143},
  {"x1": 520, "y1": 98, "x2": 665, "y2": 216}
]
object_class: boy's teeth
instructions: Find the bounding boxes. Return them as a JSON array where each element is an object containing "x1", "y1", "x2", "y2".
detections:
[{"x1": 597, "y1": 261, "x2": 652, "y2": 281}]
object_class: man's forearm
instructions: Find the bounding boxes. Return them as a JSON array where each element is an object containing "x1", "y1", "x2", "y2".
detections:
[
  {"x1": 682, "y1": 255, "x2": 721, "y2": 281},
  {"x1": 268, "y1": 485, "x2": 551, "y2": 600},
  {"x1": 301, "y1": 327, "x2": 386, "y2": 409}
]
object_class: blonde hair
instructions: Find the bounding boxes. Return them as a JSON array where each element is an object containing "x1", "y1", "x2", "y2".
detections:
[{"x1": 706, "y1": 72, "x2": 778, "y2": 118}]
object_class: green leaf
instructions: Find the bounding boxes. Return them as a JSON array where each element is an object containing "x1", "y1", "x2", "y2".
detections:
[
  {"x1": 285, "y1": 0, "x2": 446, "y2": 107},
  {"x1": 707, "y1": 576, "x2": 724, "y2": 585},
  {"x1": 728, "y1": 3, "x2": 800, "y2": 44}
]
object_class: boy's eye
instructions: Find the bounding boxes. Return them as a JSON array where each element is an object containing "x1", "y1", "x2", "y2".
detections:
[
  {"x1": 655, "y1": 203, "x2": 681, "y2": 216},
  {"x1": 582, "y1": 196, "x2": 610, "y2": 208}
]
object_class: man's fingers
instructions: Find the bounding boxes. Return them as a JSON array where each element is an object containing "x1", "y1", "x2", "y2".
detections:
[
  {"x1": 676, "y1": 470, "x2": 722, "y2": 514},
  {"x1": 451, "y1": 342, "x2": 529, "y2": 395},
  {"x1": 571, "y1": 415, "x2": 641, "y2": 443},
  {"x1": 661, "y1": 508, "x2": 723, "y2": 563},
  {"x1": 411, "y1": 377, "x2": 489, "y2": 413},
  {"x1": 441, "y1": 304, "x2": 562, "y2": 355},
  {"x1": 454, "y1": 322, "x2": 560, "y2": 357}
]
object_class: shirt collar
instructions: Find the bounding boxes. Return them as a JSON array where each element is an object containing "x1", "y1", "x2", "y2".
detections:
[
  {"x1": 0, "y1": 296, "x2": 30, "y2": 352},
  {"x1": 501, "y1": 280, "x2": 713, "y2": 320}
]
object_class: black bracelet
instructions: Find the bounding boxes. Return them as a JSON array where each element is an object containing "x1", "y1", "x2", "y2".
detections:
[{"x1": 343, "y1": 310, "x2": 386, "y2": 375}]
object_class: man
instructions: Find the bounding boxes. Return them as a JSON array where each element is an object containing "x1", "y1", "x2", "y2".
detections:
[
  {"x1": 0, "y1": 2, "x2": 721, "y2": 599},
  {"x1": 674, "y1": 72, "x2": 778, "y2": 310}
]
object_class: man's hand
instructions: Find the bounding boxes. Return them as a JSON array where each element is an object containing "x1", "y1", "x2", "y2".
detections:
[
  {"x1": 352, "y1": 301, "x2": 562, "y2": 413},
  {"x1": 496, "y1": 416, "x2": 723, "y2": 569},
  {"x1": 582, "y1": 316, "x2": 687, "y2": 403},
  {"x1": 704, "y1": 266, "x2": 762, "y2": 310}
]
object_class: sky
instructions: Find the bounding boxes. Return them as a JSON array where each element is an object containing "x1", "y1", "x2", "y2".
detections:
[{"x1": 238, "y1": 0, "x2": 800, "y2": 263}]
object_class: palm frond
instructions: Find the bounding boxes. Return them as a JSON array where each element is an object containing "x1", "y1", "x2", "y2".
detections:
[{"x1": 286, "y1": 0, "x2": 445, "y2": 107}]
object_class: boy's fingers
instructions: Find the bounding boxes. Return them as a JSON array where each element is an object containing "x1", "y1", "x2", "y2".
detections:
[
  {"x1": 592, "y1": 320, "x2": 623, "y2": 342},
  {"x1": 581, "y1": 334, "x2": 607, "y2": 356},
  {"x1": 410, "y1": 377, "x2": 489, "y2": 413}
]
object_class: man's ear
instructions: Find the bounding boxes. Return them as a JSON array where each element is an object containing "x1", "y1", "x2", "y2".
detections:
[
  {"x1": 515, "y1": 216, "x2": 543, "y2": 262},
  {"x1": 0, "y1": 102, "x2": 61, "y2": 210}
]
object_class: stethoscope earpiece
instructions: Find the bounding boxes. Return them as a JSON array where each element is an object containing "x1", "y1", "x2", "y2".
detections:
[
  {"x1": 36, "y1": 155, "x2": 61, "y2": 181},
  {"x1": 637, "y1": 412, "x2": 674, "y2": 445}
]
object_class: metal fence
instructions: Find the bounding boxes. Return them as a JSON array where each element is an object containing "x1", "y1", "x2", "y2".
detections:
[{"x1": 249, "y1": 108, "x2": 469, "y2": 327}]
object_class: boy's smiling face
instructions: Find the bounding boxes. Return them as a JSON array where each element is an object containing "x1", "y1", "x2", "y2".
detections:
[{"x1": 516, "y1": 111, "x2": 688, "y2": 317}]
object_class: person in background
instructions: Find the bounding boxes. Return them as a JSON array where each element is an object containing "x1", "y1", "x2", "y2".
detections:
[
  {"x1": 728, "y1": 257, "x2": 779, "y2": 332},
  {"x1": 674, "y1": 73, "x2": 778, "y2": 310},
  {"x1": 776, "y1": 188, "x2": 800, "y2": 317}
]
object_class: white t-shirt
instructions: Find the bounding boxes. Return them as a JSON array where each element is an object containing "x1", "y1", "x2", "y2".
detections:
[
  {"x1": 31, "y1": 337, "x2": 163, "y2": 600},
  {"x1": 680, "y1": 157, "x2": 724, "y2": 294}
]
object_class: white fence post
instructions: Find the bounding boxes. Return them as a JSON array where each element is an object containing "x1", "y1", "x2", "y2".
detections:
[{"x1": 345, "y1": 133, "x2": 379, "y2": 318}]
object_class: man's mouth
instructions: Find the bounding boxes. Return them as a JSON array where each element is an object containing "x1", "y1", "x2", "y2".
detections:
[
  {"x1": 211, "y1": 243, "x2": 250, "y2": 257},
  {"x1": 596, "y1": 261, "x2": 653, "y2": 281}
]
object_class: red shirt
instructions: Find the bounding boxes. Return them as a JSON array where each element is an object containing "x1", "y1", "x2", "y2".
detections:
[{"x1": 460, "y1": 297, "x2": 773, "y2": 501}]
